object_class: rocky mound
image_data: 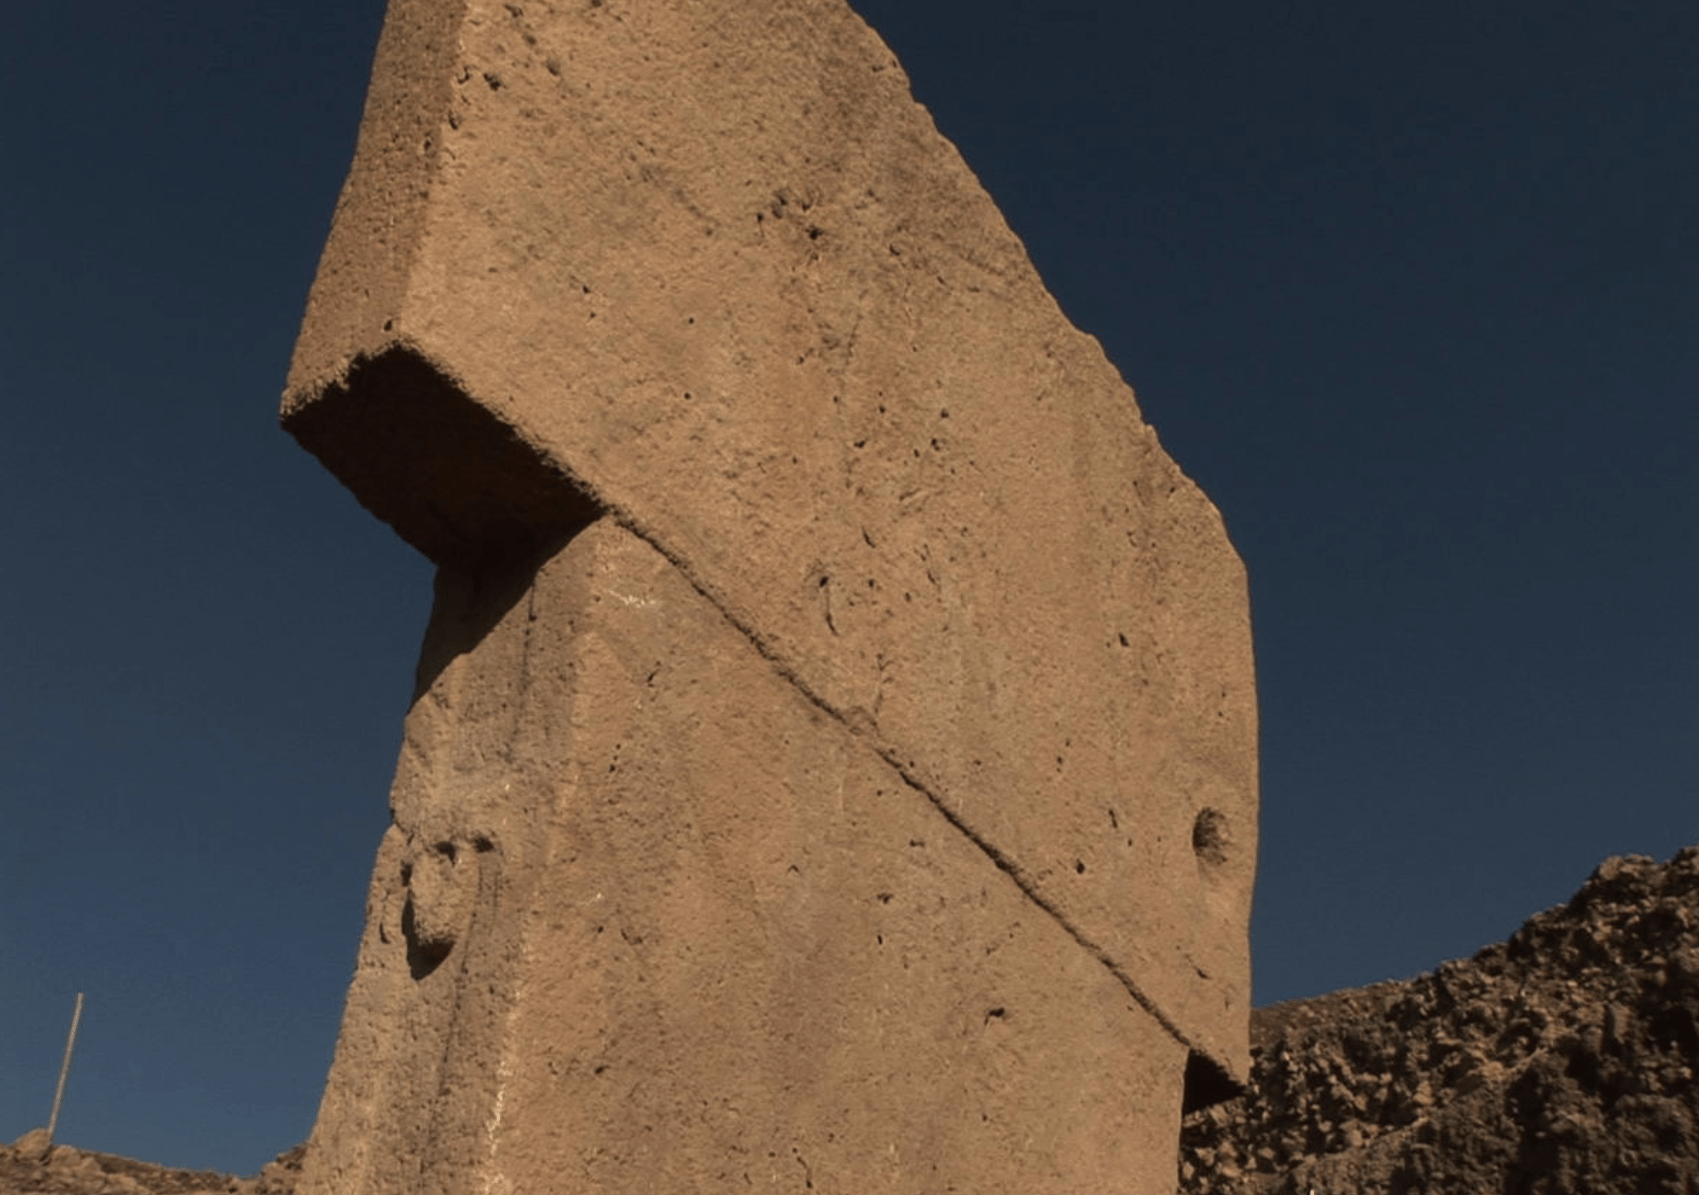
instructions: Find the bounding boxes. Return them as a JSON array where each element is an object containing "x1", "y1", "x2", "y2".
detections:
[
  {"x1": 1181, "y1": 845, "x2": 1699, "y2": 1194},
  {"x1": 10, "y1": 847, "x2": 1694, "y2": 1194},
  {"x1": 0, "y1": 1137, "x2": 300, "y2": 1195}
]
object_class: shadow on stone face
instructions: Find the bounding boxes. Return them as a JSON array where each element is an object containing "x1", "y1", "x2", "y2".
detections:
[
  {"x1": 287, "y1": 342, "x2": 616, "y2": 701},
  {"x1": 285, "y1": 344, "x2": 603, "y2": 577},
  {"x1": 410, "y1": 535, "x2": 579, "y2": 703}
]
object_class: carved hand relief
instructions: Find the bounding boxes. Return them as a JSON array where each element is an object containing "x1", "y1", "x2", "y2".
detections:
[{"x1": 400, "y1": 834, "x2": 488, "y2": 973}]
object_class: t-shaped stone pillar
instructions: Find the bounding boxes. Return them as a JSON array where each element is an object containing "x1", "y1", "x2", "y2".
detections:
[{"x1": 283, "y1": 2, "x2": 1258, "y2": 1192}]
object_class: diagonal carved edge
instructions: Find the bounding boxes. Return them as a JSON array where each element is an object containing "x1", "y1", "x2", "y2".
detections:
[{"x1": 286, "y1": 341, "x2": 1241, "y2": 1110}]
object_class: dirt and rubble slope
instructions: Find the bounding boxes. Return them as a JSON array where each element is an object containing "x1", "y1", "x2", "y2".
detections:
[
  {"x1": 0, "y1": 1138, "x2": 300, "y2": 1195},
  {"x1": 1182, "y1": 845, "x2": 1699, "y2": 1194}
]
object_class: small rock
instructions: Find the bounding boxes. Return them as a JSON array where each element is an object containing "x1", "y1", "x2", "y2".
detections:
[{"x1": 11, "y1": 1126, "x2": 52, "y2": 1160}]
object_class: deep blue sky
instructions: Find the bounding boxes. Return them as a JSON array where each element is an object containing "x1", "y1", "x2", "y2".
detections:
[{"x1": 3, "y1": 0, "x2": 1694, "y2": 1175}]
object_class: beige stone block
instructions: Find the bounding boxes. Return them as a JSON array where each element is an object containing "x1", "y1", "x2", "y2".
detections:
[
  {"x1": 299, "y1": 521, "x2": 1187, "y2": 1194},
  {"x1": 284, "y1": 0, "x2": 1257, "y2": 1088}
]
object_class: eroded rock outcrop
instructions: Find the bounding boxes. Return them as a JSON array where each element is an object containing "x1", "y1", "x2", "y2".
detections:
[
  {"x1": 0, "y1": 1137, "x2": 301, "y2": 1195},
  {"x1": 1181, "y1": 846, "x2": 1699, "y2": 1194}
]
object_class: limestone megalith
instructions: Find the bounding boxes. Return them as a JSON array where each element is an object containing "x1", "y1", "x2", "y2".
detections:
[{"x1": 283, "y1": 2, "x2": 1258, "y2": 1192}]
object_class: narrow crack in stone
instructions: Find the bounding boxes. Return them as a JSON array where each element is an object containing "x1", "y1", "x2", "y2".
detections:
[{"x1": 601, "y1": 507, "x2": 1201, "y2": 1059}]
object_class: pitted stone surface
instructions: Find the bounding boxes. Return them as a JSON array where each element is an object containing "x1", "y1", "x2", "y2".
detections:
[
  {"x1": 284, "y1": 0, "x2": 1258, "y2": 1190},
  {"x1": 287, "y1": 0, "x2": 1256, "y2": 1078},
  {"x1": 299, "y1": 521, "x2": 1189, "y2": 1194}
]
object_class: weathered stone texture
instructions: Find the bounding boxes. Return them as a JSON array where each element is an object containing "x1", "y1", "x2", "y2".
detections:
[
  {"x1": 1181, "y1": 847, "x2": 1699, "y2": 1195},
  {"x1": 283, "y1": 0, "x2": 1258, "y2": 1190},
  {"x1": 307, "y1": 521, "x2": 1188, "y2": 1193}
]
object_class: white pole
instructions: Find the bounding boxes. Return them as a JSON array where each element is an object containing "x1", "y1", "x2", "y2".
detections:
[{"x1": 45, "y1": 992, "x2": 84, "y2": 1146}]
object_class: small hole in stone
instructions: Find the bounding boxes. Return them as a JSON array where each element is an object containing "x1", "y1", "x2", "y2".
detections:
[
  {"x1": 1074, "y1": 860, "x2": 1086, "y2": 875},
  {"x1": 1192, "y1": 808, "x2": 1231, "y2": 867}
]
